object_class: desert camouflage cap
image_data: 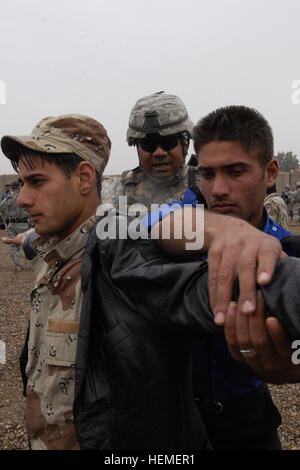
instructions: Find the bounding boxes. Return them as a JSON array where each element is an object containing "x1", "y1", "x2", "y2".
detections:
[
  {"x1": 127, "y1": 91, "x2": 194, "y2": 144},
  {"x1": 1, "y1": 114, "x2": 111, "y2": 176}
]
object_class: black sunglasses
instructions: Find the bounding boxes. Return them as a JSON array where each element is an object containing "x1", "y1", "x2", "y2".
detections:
[{"x1": 137, "y1": 134, "x2": 179, "y2": 153}]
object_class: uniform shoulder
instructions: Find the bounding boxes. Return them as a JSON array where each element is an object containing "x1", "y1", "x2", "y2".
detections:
[{"x1": 121, "y1": 166, "x2": 144, "y2": 183}]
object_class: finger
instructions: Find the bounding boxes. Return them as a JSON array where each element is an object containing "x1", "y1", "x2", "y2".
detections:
[
  {"x1": 248, "y1": 291, "x2": 276, "y2": 361},
  {"x1": 1, "y1": 237, "x2": 14, "y2": 244},
  {"x1": 236, "y1": 298, "x2": 251, "y2": 348},
  {"x1": 224, "y1": 302, "x2": 245, "y2": 362},
  {"x1": 207, "y1": 247, "x2": 221, "y2": 315},
  {"x1": 224, "y1": 302, "x2": 237, "y2": 343},
  {"x1": 1, "y1": 235, "x2": 22, "y2": 245},
  {"x1": 265, "y1": 317, "x2": 292, "y2": 359},
  {"x1": 235, "y1": 247, "x2": 258, "y2": 316},
  {"x1": 208, "y1": 245, "x2": 236, "y2": 326},
  {"x1": 207, "y1": 246, "x2": 224, "y2": 324},
  {"x1": 256, "y1": 238, "x2": 282, "y2": 286}
]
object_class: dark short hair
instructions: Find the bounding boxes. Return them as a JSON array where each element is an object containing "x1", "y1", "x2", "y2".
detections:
[
  {"x1": 193, "y1": 105, "x2": 274, "y2": 166},
  {"x1": 11, "y1": 148, "x2": 102, "y2": 195}
]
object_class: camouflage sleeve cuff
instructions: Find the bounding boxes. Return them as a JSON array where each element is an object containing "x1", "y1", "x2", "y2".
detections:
[{"x1": 22, "y1": 229, "x2": 39, "y2": 260}]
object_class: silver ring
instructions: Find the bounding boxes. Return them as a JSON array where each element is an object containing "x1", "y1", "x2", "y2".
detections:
[{"x1": 239, "y1": 348, "x2": 257, "y2": 358}]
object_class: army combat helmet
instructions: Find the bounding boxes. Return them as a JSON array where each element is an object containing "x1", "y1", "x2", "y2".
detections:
[{"x1": 126, "y1": 91, "x2": 194, "y2": 156}]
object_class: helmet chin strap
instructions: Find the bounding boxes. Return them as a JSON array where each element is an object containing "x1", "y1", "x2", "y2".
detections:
[{"x1": 179, "y1": 132, "x2": 190, "y2": 157}]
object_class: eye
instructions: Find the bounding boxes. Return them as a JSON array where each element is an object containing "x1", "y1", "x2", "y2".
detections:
[
  {"x1": 31, "y1": 178, "x2": 44, "y2": 186},
  {"x1": 230, "y1": 169, "x2": 244, "y2": 177},
  {"x1": 200, "y1": 171, "x2": 214, "y2": 180}
]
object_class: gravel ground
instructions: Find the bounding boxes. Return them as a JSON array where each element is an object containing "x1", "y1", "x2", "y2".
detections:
[{"x1": 0, "y1": 227, "x2": 299, "y2": 451}]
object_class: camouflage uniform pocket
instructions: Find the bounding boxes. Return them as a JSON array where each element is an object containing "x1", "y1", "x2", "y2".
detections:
[{"x1": 45, "y1": 320, "x2": 79, "y2": 367}]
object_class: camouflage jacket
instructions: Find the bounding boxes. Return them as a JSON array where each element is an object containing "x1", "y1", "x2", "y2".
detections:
[
  {"x1": 24, "y1": 214, "x2": 97, "y2": 450},
  {"x1": 264, "y1": 193, "x2": 289, "y2": 229},
  {"x1": 101, "y1": 164, "x2": 200, "y2": 214},
  {"x1": 292, "y1": 189, "x2": 300, "y2": 204}
]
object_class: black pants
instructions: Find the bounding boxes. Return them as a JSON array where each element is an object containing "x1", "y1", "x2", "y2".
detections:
[{"x1": 196, "y1": 384, "x2": 282, "y2": 450}]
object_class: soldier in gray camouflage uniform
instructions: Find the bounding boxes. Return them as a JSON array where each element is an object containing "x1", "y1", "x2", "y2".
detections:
[
  {"x1": 0, "y1": 180, "x2": 30, "y2": 270},
  {"x1": 281, "y1": 184, "x2": 293, "y2": 218},
  {"x1": 292, "y1": 181, "x2": 300, "y2": 223},
  {"x1": 101, "y1": 91, "x2": 200, "y2": 214}
]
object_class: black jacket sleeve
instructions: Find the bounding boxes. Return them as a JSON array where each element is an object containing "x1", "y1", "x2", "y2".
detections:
[
  {"x1": 280, "y1": 235, "x2": 300, "y2": 258},
  {"x1": 260, "y1": 257, "x2": 300, "y2": 341},
  {"x1": 102, "y1": 236, "x2": 300, "y2": 341},
  {"x1": 101, "y1": 236, "x2": 222, "y2": 336}
]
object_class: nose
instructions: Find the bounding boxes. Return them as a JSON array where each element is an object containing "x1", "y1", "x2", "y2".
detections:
[
  {"x1": 152, "y1": 145, "x2": 168, "y2": 158},
  {"x1": 17, "y1": 185, "x2": 34, "y2": 208},
  {"x1": 211, "y1": 175, "x2": 230, "y2": 197}
]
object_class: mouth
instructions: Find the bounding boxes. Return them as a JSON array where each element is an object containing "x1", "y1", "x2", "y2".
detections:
[
  {"x1": 152, "y1": 162, "x2": 171, "y2": 171},
  {"x1": 29, "y1": 214, "x2": 42, "y2": 222},
  {"x1": 211, "y1": 203, "x2": 238, "y2": 213}
]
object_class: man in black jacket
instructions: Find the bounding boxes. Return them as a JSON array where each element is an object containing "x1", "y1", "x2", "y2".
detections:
[{"x1": 1, "y1": 113, "x2": 299, "y2": 450}]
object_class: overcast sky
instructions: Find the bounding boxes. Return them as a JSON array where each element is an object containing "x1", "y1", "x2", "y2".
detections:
[{"x1": 0, "y1": 0, "x2": 300, "y2": 177}]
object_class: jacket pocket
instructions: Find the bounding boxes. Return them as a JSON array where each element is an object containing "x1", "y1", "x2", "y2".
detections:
[{"x1": 45, "y1": 320, "x2": 79, "y2": 367}]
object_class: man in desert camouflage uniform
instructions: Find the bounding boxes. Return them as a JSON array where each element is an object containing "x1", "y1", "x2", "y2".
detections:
[
  {"x1": 264, "y1": 184, "x2": 290, "y2": 229},
  {"x1": 292, "y1": 181, "x2": 300, "y2": 223},
  {"x1": 0, "y1": 114, "x2": 111, "y2": 450},
  {"x1": 0, "y1": 180, "x2": 30, "y2": 270},
  {"x1": 101, "y1": 91, "x2": 201, "y2": 214}
]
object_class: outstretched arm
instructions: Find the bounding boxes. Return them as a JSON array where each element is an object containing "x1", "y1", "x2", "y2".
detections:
[
  {"x1": 1, "y1": 229, "x2": 38, "y2": 260},
  {"x1": 153, "y1": 207, "x2": 283, "y2": 325}
]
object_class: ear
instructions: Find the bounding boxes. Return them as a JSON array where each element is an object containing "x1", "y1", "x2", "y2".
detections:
[
  {"x1": 265, "y1": 159, "x2": 278, "y2": 188},
  {"x1": 75, "y1": 161, "x2": 97, "y2": 195}
]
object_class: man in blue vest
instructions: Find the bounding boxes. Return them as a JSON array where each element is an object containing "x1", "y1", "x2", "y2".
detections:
[
  {"x1": 144, "y1": 105, "x2": 299, "y2": 450},
  {"x1": 189, "y1": 105, "x2": 299, "y2": 449}
]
